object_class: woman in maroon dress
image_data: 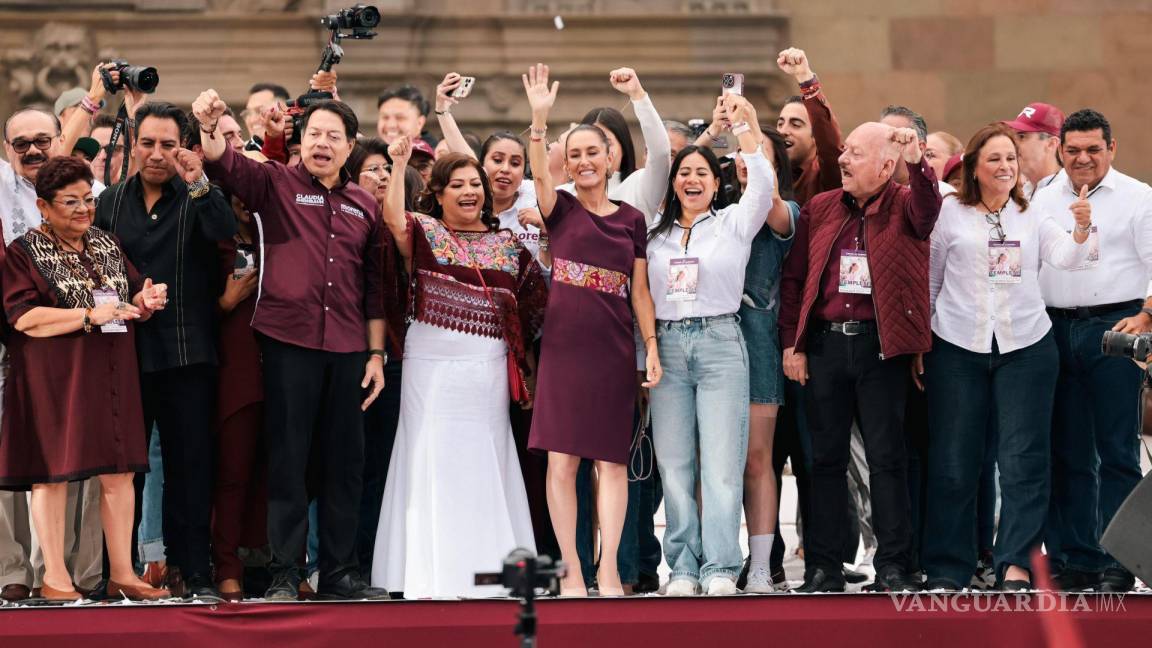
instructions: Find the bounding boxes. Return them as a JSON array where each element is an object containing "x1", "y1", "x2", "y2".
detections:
[
  {"x1": 523, "y1": 64, "x2": 662, "y2": 596},
  {"x1": 0, "y1": 157, "x2": 169, "y2": 601}
]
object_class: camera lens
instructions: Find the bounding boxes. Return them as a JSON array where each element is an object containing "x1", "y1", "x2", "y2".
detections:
[
  {"x1": 125, "y1": 65, "x2": 160, "y2": 94},
  {"x1": 357, "y1": 6, "x2": 381, "y2": 28}
]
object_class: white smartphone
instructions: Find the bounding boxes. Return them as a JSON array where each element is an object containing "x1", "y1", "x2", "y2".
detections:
[
  {"x1": 453, "y1": 76, "x2": 476, "y2": 99},
  {"x1": 721, "y1": 73, "x2": 745, "y2": 97}
]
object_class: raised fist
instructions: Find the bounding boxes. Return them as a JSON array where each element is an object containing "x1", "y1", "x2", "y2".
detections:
[
  {"x1": 388, "y1": 135, "x2": 412, "y2": 167},
  {"x1": 191, "y1": 89, "x2": 228, "y2": 129},
  {"x1": 174, "y1": 148, "x2": 204, "y2": 184},
  {"x1": 891, "y1": 127, "x2": 922, "y2": 164},
  {"x1": 609, "y1": 67, "x2": 646, "y2": 101},
  {"x1": 777, "y1": 47, "x2": 815, "y2": 83}
]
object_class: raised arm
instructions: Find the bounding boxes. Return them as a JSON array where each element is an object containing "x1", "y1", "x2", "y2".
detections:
[
  {"x1": 893, "y1": 127, "x2": 941, "y2": 240},
  {"x1": 434, "y1": 73, "x2": 478, "y2": 161},
  {"x1": 723, "y1": 95, "x2": 776, "y2": 242},
  {"x1": 778, "y1": 48, "x2": 843, "y2": 193},
  {"x1": 610, "y1": 68, "x2": 670, "y2": 224},
  {"x1": 523, "y1": 64, "x2": 560, "y2": 219},
  {"x1": 382, "y1": 136, "x2": 413, "y2": 260},
  {"x1": 191, "y1": 89, "x2": 230, "y2": 163},
  {"x1": 694, "y1": 96, "x2": 731, "y2": 149}
]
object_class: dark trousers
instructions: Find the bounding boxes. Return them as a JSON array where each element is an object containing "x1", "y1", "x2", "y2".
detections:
[
  {"x1": 139, "y1": 363, "x2": 218, "y2": 577},
  {"x1": 511, "y1": 403, "x2": 559, "y2": 561},
  {"x1": 804, "y1": 327, "x2": 913, "y2": 574},
  {"x1": 922, "y1": 333, "x2": 1057, "y2": 587},
  {"x1": 770, "y1": 380, "x2": 811, "y2": 573},
  {"x1": 259, "y1": 335, "x2": 366, "y2": 582},
  {"x1": 904, "y1": 383, "x2": 929, "y2": 571},
  {"x1": 1047, "y1": 306, "x2": 1144, "y2": 573},
  {"x1": 212, "y1": 402, "x2": 267, "y2": 582},
  {"x1": 356, "y1": 358, "x2": 402, "y2": 574}
]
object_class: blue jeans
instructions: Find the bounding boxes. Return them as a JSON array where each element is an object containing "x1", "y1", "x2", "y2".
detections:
[
  {"x1": 1047, "y1": 306, "x2": 1144, "y2": 573},
  {"x1": 137, "y1": 428, "x2": 166, "y2": 565},
  {"x1": 650, "y1": 314, "x2": 748, "y2": 587},
  {"x1": 922, "y1": 333, "x2": 1057, "y2": 587}
]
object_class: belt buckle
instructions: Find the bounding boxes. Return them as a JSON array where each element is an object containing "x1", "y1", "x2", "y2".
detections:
[{"x1": 840, "y1": 320, "x2": 862, "y2": 336}]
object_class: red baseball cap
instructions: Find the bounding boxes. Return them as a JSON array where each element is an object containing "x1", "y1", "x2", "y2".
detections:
[
  {"x1": 942, "y1": 153, "x2": 963, "y2": 182},
  {"x1": 1001, "y1": 102, "x2": 1064, "y2": 137},
  {"x1": 410, "y1": 138, "x2": 436, "y2": 161}
]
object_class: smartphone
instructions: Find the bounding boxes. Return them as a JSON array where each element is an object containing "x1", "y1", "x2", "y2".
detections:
[
  {"x1": 721, "y1": 73, "x2": 744, "y2": 97},
  {"x1": 234, "y1": 246, "x2": 256, "y2": 280},
  {"x1": 452, "y1": 76, "x2": 476, "y2": 99}
]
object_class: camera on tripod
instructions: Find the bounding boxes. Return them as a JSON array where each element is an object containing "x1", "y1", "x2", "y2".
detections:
[
  {"x1": 318, "y1": 3, "x2": 380, "y2": 72},
  {"x1": 475, "y1": 548, "x2": 564, "y2": 598},
  {"x1": 100, "y1": 60, "x2": 159, "y2": 94},
  {"x1": 1101, "y1": 330, "x2": 1152, "y2": 362}
]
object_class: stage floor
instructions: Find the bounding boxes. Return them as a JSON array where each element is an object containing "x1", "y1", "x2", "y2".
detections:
[{"x1": 2, "y1": 592, "x2": 1149, "y2": 648}]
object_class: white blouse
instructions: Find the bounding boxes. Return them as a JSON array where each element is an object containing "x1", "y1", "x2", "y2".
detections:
[
  {"x1": 646, "y1": 149, "x2": 776, "y2": 321},
  {"x1": 496, "y1": 179, "x2": 544, "y2": 261},
  {"x1": 930, "y1": 197, "x2": 1089, "y2": 354}
]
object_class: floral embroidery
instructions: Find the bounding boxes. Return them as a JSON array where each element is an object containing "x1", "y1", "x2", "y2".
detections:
[
  {"x1": 416, "y1": 213, "x2": 518, "y2": 274},
  {"x1": 552, "y1": 257, "x2": 628, "y2": 298}
]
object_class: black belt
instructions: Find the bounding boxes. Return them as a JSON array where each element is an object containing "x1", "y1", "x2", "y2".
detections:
[
  {"x1": 816, "y1": 320, "x2": 877, "y2": 336},
  {"x1": 1046, "y1": 300, "x2": 1143, "y2": 320}
]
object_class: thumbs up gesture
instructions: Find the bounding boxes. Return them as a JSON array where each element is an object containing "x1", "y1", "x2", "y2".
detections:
[{"x1": 1070, "y1": 184, "x2": 1092, "y2": 232}]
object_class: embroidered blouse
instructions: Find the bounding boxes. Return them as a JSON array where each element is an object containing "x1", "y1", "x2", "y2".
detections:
[{"x1": 403, "y1": 212, "x2": 548, "y2": 372}]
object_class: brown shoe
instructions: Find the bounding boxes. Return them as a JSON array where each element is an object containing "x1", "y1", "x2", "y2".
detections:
[
  {"x1": 41, "y1": 583, "x2": 82, "y2": 602},
  {"x1": 1, "y1": 583, "x2": 31, "y2": 602},
  {"x1": 108, "y1": 580, "x2": 170, "y2": 602},
  {"x1": 142, "y1": 561, "x2": 168, "y2": 589},
  {"x1": 164, "y1": 566, "x2": 185, "y2": 598}
]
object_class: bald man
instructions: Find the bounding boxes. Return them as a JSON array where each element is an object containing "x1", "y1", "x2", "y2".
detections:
[{"x1": 779, "y1": 122, "x2": 942, "y2": 593}]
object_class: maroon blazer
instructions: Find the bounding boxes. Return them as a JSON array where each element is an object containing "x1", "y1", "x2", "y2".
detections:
[{"x1": 780, "y1": 160, "x2": 942, "y2": 359}]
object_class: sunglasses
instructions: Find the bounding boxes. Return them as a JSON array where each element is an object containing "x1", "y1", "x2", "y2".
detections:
[{"x1": 7, "y1": 135, "x2": 55, "y2": 155}]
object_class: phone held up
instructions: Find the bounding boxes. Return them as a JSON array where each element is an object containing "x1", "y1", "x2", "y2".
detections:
[
  {"x1": 452, "y1": 76, "x2": 476, "y2": 99},
  {"x1": 721, "y1": 73, "x2": 744, "y2": 97}
]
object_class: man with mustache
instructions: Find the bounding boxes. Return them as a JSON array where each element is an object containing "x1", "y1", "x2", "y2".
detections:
[
  {"x1": 1036, "y1": 109, "x2": 1152, "y2": 594},
  {"x1": 779, "y1": 123, "x2": 942, "y2": 593},
  {"x1": 1, "y1": 108, "x2": 106, "y2": 603},
  {"x1": 94, "y1": 101, "x2": 236, "y2": 602}
]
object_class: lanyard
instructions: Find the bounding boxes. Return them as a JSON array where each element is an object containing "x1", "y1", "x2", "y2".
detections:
[{"x1": 676, "y1": 211, "x2": 714, "y2": 254}]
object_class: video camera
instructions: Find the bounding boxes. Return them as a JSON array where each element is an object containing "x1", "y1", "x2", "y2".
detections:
[
  {"x1": 318, "y1": 3, "x2": 380, "y2": 72},
  {"x1": 474, "y1": 548, "x2": 564, "y2": 598},
  {"x1": 1101, "y1": 330, "x2": 1152, "y2": 363},
  {"x1": 100, "y1": 60, "x2": 159, "y2": 94}
]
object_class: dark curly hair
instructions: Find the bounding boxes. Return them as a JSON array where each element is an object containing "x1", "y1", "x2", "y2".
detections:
[
  {"x1": 415, "y1": 153, "x2": 497, "y2": 231},
  {"x1": 35, "y1": 156, "x2": 93, "y2": 202}
]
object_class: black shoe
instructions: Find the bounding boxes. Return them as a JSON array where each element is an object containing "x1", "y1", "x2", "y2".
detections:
[
  {"x1": 264, "y1": 569, "x2": 301, "y2": 602},
  {"x1": 1052, "y1": 568, "x2": 1100, "y2": 592},
  {"x1": 794, "y1": 568, "x2": 846, "y2": 593},
  {"x1": 316, "y1": 572, "x2": 391, "y2": 601},
  {"x1": 843, "y1": 567, "x2": 869, "y2": 584},
  {"x1": 183, "y1": 573, "x2": 223, "y2": 602},
  {"x1": 1099, "y1": 568, "x2": 1135, "y2": 593},
  {"x1": 85, "y1": 578, "x2": 111, "y2": 602},
  {"x1": 1000, "y1": 579, "x2": 1032, "y2": 592},
  {"x1": 770, "y1": 566, "x2": 788, "y2": 590},
  {"x1": 923, "y1": 577, "x2": 963, "y2": 592},
  {"x1": 736, "y1": 557, "x2": 750, "y2": 589},
  {"x1": 633, "y1": 572, "x2": 660, "y2": 595},
  {"x1": 866, "y1": 565, "x2": 920, "y2": 593}
]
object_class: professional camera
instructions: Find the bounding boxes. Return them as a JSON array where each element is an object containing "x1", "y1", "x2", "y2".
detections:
[
  {"x1": 100, "y1": 60, "x2": 159, "y2": 94},
  {"x1": 475, "y1": 548, "x2": 564, "y2": 598},
  {"x1": 318, "y1": 4, "x2": 380, "y2": 71},
  {"x1": 1101, "y1": 330, "x2": 1152, "y2": 362},
  {"x1": 284, "y1": 90, "x2": 333, "y2": 138}
]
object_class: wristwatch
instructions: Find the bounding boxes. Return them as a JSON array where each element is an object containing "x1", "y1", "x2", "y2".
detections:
[
  {"x1": 369, "y1": 348, "x2": 388, "y2": 363},
  {"x1": 188, "y1": 174, "x2": 211, "y2": 199},
  {"x1": 82, "y1": 307, "x2": 93, "y2": 334}
]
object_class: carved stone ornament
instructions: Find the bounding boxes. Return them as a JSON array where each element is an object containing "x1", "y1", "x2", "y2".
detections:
[{"x1": 3, "y1": 22, "x2": 94, "y2": 107}]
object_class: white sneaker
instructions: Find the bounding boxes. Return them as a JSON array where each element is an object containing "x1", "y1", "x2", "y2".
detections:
[
  {"x1": 744, "y1": 563, "x2": 775, "y2": 594},
  {"x1": 706, "y1": 577, "x2": 738, "y2": 596},
  {"x1": 664, "y1": 579, "x2": 699, "y2": 597}
]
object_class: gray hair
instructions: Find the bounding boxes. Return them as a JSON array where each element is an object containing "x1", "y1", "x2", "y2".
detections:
[
  {"x1": 663, "y1": 120, "x2": 694, "y2": 141},
  {"x1": 880, "y1": 105, "x2": 927, "y2": 143}
]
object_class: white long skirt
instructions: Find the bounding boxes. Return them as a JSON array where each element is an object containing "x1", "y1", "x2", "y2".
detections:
[{"x1": 371, "y1": 322, "x2": 536, "y2": 598}]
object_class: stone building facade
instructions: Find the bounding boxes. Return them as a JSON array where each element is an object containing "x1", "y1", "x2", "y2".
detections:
[{"x1": 1, "y1": 0, "x2": 1150, "y2": 180}]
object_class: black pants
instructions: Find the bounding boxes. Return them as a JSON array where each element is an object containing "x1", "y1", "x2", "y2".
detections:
[
  {"x1": 356, "y1": 358, "x2": 403, "y2": 574},
  {"x1": 259, "y1": 335, "x2": 366, "y2": 582},
  {"x1": 804, "y1": 327, "x2": 913, "y2": 574},
  {"x1": 139, "y1": 363, "x2": 218, "y2": 578}
]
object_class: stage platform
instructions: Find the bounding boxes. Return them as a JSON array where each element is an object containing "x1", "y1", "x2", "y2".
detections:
[{"x1": 2, "y1": 592, "x2": 1149, "y2": 648}]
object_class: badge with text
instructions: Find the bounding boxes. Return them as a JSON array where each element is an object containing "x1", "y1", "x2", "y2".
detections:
[
  {"x1": 838, "y1": 250, "x2": 872, "y2": 295},
  {"x1": 666, "y1": 257, "x2": 700, "y2": 302},
  {"x1": 92, "y1": 286, "x2": 127, "y2": 333},
  {"x1": 1071, "y1": 225, "x2": 1100, "y2": 270},
  {"x1": 988, "y1": 240, "x2": 1022, "y2": 284}
]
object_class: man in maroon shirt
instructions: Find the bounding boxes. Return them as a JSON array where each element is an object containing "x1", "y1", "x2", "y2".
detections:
[
  {"x1": 779, "y1": 123, "x2": 941, "y2": 593},
  {"x1": 775, "y1": 47, "x2": 843, "y2": 207},
  {"x1": 193, "y1": 90, "x2": 388, "y2": 601}
]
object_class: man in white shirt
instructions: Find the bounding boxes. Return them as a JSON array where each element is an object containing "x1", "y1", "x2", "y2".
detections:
[
  {"x1": 0, "y1": 108, "x2": 104, "y2": 603},
  {"x1": 1036, "y1": 108, "x2": 1152, "y2": 593},
  {"x1": 1001, "y1": 102, "x2": 1066, "y2": 200}
]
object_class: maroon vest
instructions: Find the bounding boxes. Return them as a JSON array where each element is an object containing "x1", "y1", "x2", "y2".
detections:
[{"x1": 794, "y1": 183, "x2": 932, "y2": 358}]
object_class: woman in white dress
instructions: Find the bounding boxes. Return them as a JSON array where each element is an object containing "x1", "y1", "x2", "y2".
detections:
[{"x1": 372, "y1": 138, "x2": 548, "y2": 598}]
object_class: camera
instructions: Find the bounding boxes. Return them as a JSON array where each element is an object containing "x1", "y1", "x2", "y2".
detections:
[
  {"x1": 1101, "y1": 330, "x2": 1152, "y2": 362},
  {"x1": 474, "y1": 548, "x2": 564, "y2": 598},
  {"x1": 100, "y1": 60, "x2": 159, "y2": 94},
  {"x1": 687, "y1": 118, "x2": 708, "y2": 139},
  {"x1": 284, "y1": 90, "x2": 333, "y2": 138},
  {"x1": 318, "y1": 4, "x2": 380, "y2": 72}
]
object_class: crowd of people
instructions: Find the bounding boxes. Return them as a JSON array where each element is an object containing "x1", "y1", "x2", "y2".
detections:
[{"x1": 0, "y1": 45, "x2": 1150, "y2": 605}]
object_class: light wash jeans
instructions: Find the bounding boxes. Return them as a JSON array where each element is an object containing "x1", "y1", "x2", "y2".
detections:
[
  {"x1": 650, "y1": 314, "x2": 749, "y2": 588},
  {"x1": 138, "y1": 429, "x2": 166, "y2": 565}
]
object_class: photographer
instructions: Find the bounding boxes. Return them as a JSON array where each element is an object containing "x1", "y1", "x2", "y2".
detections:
[
  {"x1": 1035, "y1": 109, "x2": 1152, "y2": 594},
  {"x1": 194, "y1": 89, "x2": 389, "y2": 601}
]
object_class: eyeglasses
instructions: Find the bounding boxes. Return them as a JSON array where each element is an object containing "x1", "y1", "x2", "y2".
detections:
[
  {"x1": 53, "y1": 196, "x2": 96, "y2": 212},
  {"x1": 363, "y1": 164, "x2": 390, "y2": 175},
  {"x1": 985, "y1": 211, "x2": 1006, "y2": 243},
  {"x1": 7, "y1": 135, "x2": 55, "y2": 154}
]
